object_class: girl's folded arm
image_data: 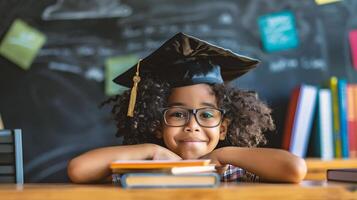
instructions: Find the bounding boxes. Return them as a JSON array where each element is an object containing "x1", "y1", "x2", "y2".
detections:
[
  {"x1": 209, "y1": 147, "x2": 307, "y2": 183},
  {"x1": 67, "y1": 143, "x2": 178, "y2": 183}
]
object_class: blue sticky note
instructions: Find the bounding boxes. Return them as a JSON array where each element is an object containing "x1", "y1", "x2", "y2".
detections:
[{"x1": 258, "y1": 11, "x2": 299, "y2": 52}]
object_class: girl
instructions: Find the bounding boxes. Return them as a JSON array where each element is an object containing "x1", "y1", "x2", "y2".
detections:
[{"x1": 67, "y1": 32, "x2": 307, "y2": 184}]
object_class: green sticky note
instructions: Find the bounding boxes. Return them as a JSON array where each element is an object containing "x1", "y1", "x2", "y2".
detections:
[
  {"x1": 105, "y1": 54, "x2": 139, "y2": 96},
  {"x1": 0, "y1": 19, "x2": 46, "y2": 70}
]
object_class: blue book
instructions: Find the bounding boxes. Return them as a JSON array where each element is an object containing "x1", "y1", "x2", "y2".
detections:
[
  {"x1": 118, "y1": 173, "x2": 220, "y2": 189},
  {"x1": 338, "y1": 79, "x2": 349, "y2": 158}
]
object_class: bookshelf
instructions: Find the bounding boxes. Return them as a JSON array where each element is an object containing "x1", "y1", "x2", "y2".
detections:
[{"x1": 305, "y1": 158, "x2": 357, "y2": 180}]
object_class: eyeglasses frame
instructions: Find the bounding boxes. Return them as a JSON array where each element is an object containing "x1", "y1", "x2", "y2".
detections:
[{"x1": 159, "y1": 107, "x2": 226, "y2": 128}]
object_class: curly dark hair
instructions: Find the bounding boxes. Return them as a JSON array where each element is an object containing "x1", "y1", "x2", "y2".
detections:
[{"x1": 102, "y1": 74, "x2": 275, "y2": 148}]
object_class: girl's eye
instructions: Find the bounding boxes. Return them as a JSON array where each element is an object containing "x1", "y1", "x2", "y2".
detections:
[
  {"x1": 200, "y1": 112, "x2": 214, "y2": 119},
  {"x1": 169, "y1": 112, "x2": 186, "y2": 118}
]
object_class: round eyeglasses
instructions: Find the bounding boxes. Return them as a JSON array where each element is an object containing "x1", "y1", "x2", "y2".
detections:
[{"x1": 160, "y1": 107, "x2": 225, "y2": 128}]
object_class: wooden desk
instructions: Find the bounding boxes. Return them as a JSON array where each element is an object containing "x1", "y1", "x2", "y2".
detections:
[
  {"x1": 0, "y1": 181, "x2": 356, "y2": 200},
  {"x1": 305, "y1": 159, "x2": 357, "y2": 180}
]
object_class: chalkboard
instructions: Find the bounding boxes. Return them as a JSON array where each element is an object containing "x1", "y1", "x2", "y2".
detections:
[{"x1": 0, "y1": 0, "x2": 357, "y2": 182}]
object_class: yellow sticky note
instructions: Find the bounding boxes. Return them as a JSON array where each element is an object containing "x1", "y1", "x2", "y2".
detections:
[
  {"x1": 315, "y1": 0, "x2": 341, "y2": 5},
  {"x1": 0, "y1": 19, "x2": 46, "y2": 70}
]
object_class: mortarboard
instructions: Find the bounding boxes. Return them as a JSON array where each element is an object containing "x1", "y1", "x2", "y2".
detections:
[{"x1": 113, "y1": 32, "x2": 260, "y2": 117}]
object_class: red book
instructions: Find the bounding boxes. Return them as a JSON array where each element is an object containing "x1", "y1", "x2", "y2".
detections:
[
  {"x1": 354, "y1": 85, "x2": 357, "y2": 156},
  {"x1": 282, "y1": 87, "x2": 300, "y2": 150}
]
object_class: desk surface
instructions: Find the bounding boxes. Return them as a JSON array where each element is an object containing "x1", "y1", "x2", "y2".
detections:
[{"x1": 0, "y1": 181, "x2": 357, "y2": 200}]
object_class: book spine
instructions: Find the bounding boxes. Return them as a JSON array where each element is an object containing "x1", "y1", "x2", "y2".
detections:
[
  {"x1": 338, "y1": 79, "x2": 349, "y2": 158},
  {"x1": 120, "y1": 173, "x2": 220, "y2": 189},
  {"x1": 318, "y1": 89, "x2": 334, "y2": 160},
  {"x1": 349, "y1": 84, "x2": 357, "y2": 158},
  {"x1": 352, "y1": 84, "x2": 357, "y2": 158},
  {"x1": 290, "y1": 85, "x2": 318, "y2": 157},
  {"x1": 354, "y1": 85, "x2": 357, "y2": 157},
  {"x1": 13, "y1": 129, "x2": 23, "y2": 184},
  {"x1": 282, "y1": 87, "x2": 300, "y2": 150},
  {"x1": 347, "y1": 84, "x2": 357, "y2": 158},
  {"x1": 330, "y1": 77, "x2": 342, "y2": 158}
]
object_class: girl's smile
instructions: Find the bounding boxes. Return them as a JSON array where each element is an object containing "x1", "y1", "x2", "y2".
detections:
[{"x1": 158, "y1": 83, "x2": 228, "y2": 159}]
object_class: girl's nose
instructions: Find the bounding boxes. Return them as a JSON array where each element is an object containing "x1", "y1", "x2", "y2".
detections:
[{"x1": 184, "y1": 114, "x2": 200, "y2": 132}]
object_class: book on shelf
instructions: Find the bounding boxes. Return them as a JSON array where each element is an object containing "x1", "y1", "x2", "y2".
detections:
[
  {"x1": 327, "y1": 168, "x2": 357, "y2": 183},
  {"x1": 329, "y1": 77, "x2": 342, "y2": 158},
  {"x1": 110, "y1": 159, "x2": 219, "y2": 188},
  {"x1": 284, "y1": 84, "x2": 318, "y2": 157},
  {"x1": 353, "y1": 85, "x2": 357, "y2": 157},
  {"x1": 347, "y1": 84, "x2": 357, "y2": 158},
  {"x1": 307, "y1": 88, "x2": 334, "y2": 160},
  {"x1": 288, "y1": 77, "x2": 357, "y2": 159},
  {"x1": 282, "y1": 87, "x2": 300, "y2": 151},
  {"x1": 337, "y1": 79, "x2": 349, "y2": 158}
]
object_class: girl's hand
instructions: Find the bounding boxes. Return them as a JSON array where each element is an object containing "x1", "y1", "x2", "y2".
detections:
[
  {"x1": 201, "y1": 148, "x2": 228, "y2": 174},
  {"x1": 150, "y1": 144, "x2": 182, "y2": 160}
]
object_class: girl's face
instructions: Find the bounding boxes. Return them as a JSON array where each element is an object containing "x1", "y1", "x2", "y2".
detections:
[{"x1": 159, "y1": 84, "x2": 228, "y2": 159}]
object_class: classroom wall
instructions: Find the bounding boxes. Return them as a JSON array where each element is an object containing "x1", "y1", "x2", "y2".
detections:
[{"x1": 0, "y1": 0, "x2": 356, "y2": 182}]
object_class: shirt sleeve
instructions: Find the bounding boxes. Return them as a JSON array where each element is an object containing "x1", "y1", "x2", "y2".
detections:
[
  {"x1": 221, "y1": 164, "x2": 260, "y2": 182},
  {"x1": 112, "y1": 173, "x2": 123, "y2": 186}
]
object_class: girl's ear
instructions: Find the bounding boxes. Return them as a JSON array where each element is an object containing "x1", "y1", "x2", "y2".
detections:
[
  {"x1": 155, "y1": 129, "x2": 163, "y2": 139},
  {"x1": 219, "y1": 119, "x2": 229, "y2": 140}
]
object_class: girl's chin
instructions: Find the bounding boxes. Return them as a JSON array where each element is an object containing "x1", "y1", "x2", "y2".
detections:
[{"x1": 178, "y1": 152, "x2": 204, "y2": 160}]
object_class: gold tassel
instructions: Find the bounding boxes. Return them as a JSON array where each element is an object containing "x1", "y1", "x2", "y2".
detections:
[{"x1": 127, "y1": 59, "x2": 142, "y2": 117}]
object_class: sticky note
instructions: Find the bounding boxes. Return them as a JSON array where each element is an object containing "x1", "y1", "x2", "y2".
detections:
[
  {"x1": 105, "y1": 55, "x2": 139, "y2": 96},
  {"x1": 315, "y1": 0, "x2": 341, "y2": 5},
  {"x1": 349, "y1": 30, "x2": 357, "y2": 71},
  {"x1": 0, "y1": 19, "x2": 46, "y2": 70},
  {"x1": 258, "y1": 11, "x2": 299, "y2": 52}
]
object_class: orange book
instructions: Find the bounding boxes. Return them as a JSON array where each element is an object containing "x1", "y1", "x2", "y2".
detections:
[
  {"x1": 347, "y1": 84, "x2": 357, "y2": 158},
  {"x1": 110, "y1": 159, "x2": 211, "y2": 169}
]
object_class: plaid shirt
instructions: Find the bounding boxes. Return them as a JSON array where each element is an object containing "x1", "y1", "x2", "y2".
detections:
[{"x1": 221, "y1": 164, "x2": 260, "y2": 182}]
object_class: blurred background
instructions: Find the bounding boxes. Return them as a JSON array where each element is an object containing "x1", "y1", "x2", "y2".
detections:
[{"x1": 0, "y1": 0, "x2": 356, "y2": 182}]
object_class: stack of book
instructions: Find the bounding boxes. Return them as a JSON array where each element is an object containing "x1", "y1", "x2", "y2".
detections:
[{"x1": 110, "y1": 159, "x2": 220, "y2": 188}]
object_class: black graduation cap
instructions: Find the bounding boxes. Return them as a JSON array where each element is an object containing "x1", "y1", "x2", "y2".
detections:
[{"x1": 113, "y1": 32, "x2": 260, "y2": 117}]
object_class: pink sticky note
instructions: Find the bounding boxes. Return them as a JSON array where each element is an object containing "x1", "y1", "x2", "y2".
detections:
[{"x1": 349, "y1": 30, "x2": 357, "y2": 70}]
